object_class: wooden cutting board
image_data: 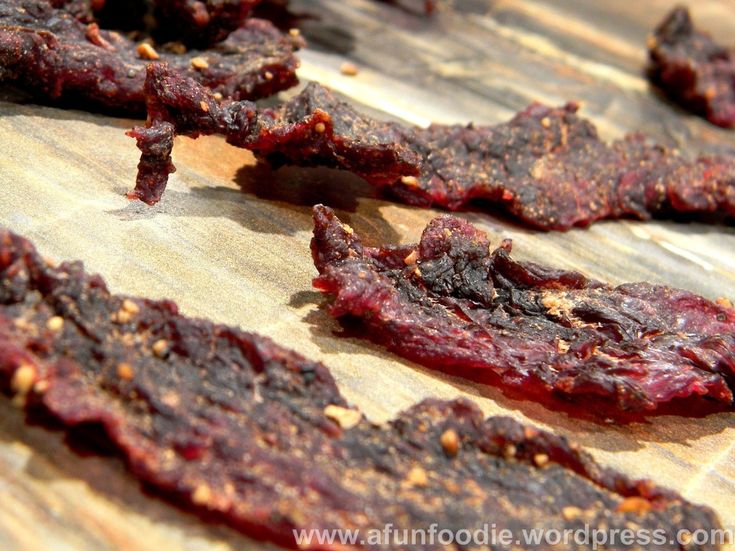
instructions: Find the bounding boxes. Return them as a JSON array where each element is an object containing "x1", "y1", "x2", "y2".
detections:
[{"x1": 1, "y1": 0, "x2": 734, "y2": 549}]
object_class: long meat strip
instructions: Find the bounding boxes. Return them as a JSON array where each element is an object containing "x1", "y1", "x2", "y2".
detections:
[
  {"x1": 311, "y1": 205, "x2": 735, "y2": 412},
  {"x1": 128, "y1": 64, "x2": 735, "y2": 230},
  {"x1": 0, "y1": 227, "x2": 722, "y2": 549},
  {"x1": 648, "y1": 6, "x2": 735, "y2": 128},
  {"x1": 0, "y1": 0, "x2": 302, "y2": 114}
]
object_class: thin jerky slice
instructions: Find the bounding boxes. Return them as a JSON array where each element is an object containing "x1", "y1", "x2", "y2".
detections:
[
  {"x1": 0, "y1": 0, "x2": 302, "y2": 114},
  {"x1": 129, "y1": 66, "x2": 735, "y2": 229},
  {"x1": 128, "y1": 64, "x2": 419, "y2": 203},
  {"x1": 0, "y1": 229, "x2": 722, "y2": 550},
  {"x1": 311, "y1": 205, "x2": 735, "y2": 412},
  {"x1": 648, "y1": 6, "x2": 735, "y2": 128}
]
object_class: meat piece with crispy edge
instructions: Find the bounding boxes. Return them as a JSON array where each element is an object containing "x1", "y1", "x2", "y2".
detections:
[
  {"x1": 0, "y1": 0, "x2": 303, "y2": 114},
  {"x1": 129, "y1": 65, "x2": 735, "y2": 229},
  {"x1": 128, "y1": 63, "x2": 419, "y2": 203},
  {"x1": 311, "y1": 205, "x2": 735, "y2": 413},
  {"x1": 0, "y1": 227, "x2": 722, "y2": 550},
  {"x1": 648, "y1": 6, "x2": 735, "y2": 128}
]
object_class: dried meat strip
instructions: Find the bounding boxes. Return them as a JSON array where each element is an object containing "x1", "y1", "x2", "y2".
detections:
[
  {"x1": 129, "y1": 65, "x2": 735, "y2": 229},
  {"x1": 50, "y1": 0, "x2": 262, "y2": 45},
  {"x1": 648, "y1": 6, "x2": 735, "y2": 128},
  {"x1": 0, "y1": 227, "x2": 722, "y2": 549},
  {"x1": 49, "y1": 0, "x2": 99, "y2": 22},
  {"x1": 154, "y1": 0, "x2": 262, "y2": 46},
  {"x1": 0, "y1": 0, "x2": 302, "y2": 114},
  {"x1": 311, "y1": 205, "x2": 735, "y2": 413}
]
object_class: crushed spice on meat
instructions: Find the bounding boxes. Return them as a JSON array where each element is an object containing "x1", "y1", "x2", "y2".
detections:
[
  {"x1": 311, "y1": 204, "x2": 735, "y2": 412},
  {"x1": 0, "y1": 226, "x2": 723, "y2": 549},
  {"x1": 129, "y1": 65, "x2": 735, "y2": 229}
]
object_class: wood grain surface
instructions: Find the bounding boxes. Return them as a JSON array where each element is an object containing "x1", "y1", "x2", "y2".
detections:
[{"x1": 1, "y1": 0, "x2": 734, "y2": 549}]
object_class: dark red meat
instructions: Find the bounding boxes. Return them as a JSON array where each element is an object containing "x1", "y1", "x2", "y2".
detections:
[
  {"x1": 0, "y1": 227, "x2": 722, "y2": 549},
  {"x1": 129, "y1": 65, "x2": 735, "y2": 229},
  {"x1": 311, "y1": 205, "x2": 735, "y2": 412},
  {"x1": 49, "y1": 0, "x2": 100, "y2": 22},
  {"x1": 0, "y1": 0, "x2": 302, "y2": 114},
  {"x1": 154, "y1": 0, "x2": 262, "y2": 46},
  {"x1": 51, "y1": 0, "x2": 262, "y2": 45},
  {"x1": 648, "y1": 6, "x2": 735, "y2": 128}
]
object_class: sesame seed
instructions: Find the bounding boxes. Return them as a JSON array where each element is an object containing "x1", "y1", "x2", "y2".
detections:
[
  {"x1": 324, "y1": 405, "x2": 362, "y2": 429},
  {"x1": 615, "y1": 496, "x2": 652, "y2": 515},
  {"x1": 533, "y1": 453, "x2": 550, "y2": 467},
  {"x1": 406, "y1": 466, "x2": 429, "y2": 487},
  {"x1": 439, "y1": 429, "x2": 459, "y2": 457},
  {"x1": 152, "y1": 339, "x2": 169, "y2": 357},
  {"x1": 190, "y1": 56, "x2": 209, "y2": 70},
  {"x1": 562, "y1": 506, "x2": 583, "y2": 520},
  {"x1": 191, "y1": 484, "x2": 212, "y2": 505},
  {"x1": 11, "y1": 364, "x2": 35, "y2": 396},
  {"x1": 340, "y1": 62, "x2": 359, "y2": 76},
  {"x1": 122, "y1": 299, "x2": 140, "y2": 315},
  {"x1": 117, "y1": 362, "x2": 135, "y2": 380},
  {"x1": 137, "y1": 43, "x2": 159, "y2": 60},
  {"x1": 46, "y1": 316, "x2": 64, "y2": 332}
]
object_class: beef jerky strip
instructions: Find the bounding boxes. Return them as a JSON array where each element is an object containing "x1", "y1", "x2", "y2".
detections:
[
  {"x1": 648, "y1": 6, "x2": 735, "y2": 128},
  {"x1": 154, "y1": 0, "x2": 262, "y2": 46},
  {"x1": 129, "y1": 65, "x2": 735, "y2": 229},
  {"x1": 0, "y1": 229, "x2": 722, "y2": 550},
  {"x1": 312, "y1": 205, "x2": 735, "y2": 413},
  {"x1": 49, "y1": 0, "x2": 100, "y2": 22},
  {"x1": 51, "y1": 0, "x2": 153, "y2": 34},
  {"x1": 128, "y1": 63, "x2": 418, "y2": 203},
  {"x1": 0, "y1": 0, "x2": 302, "y2": 114},
  {"x1": 50, "y1": 0, "x2": 262, "y2": 45}
]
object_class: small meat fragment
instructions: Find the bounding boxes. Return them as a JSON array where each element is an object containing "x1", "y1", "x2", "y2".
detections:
[
  {"x1": 129, "y1": 66, "x2": 735, "y2": 229},
  {"x1": 0, "y1": 227, "x2": 722, "y2": 549},
  {"x1": 648, "y1": 6, "x2": 735, "y2": 128},
  {"x1": 311, "y1": 205, "x2": 735, "y2": 412},
  {"x1": 0, "y1": 0, "x2": 303, "y2": 114}
]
